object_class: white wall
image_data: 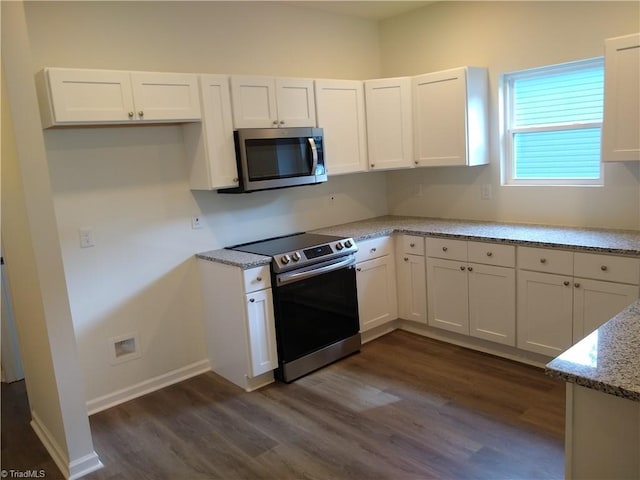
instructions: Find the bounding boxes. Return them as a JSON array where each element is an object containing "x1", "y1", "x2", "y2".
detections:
[
  {"x1": 24, "y1": 1, "x2": 384, "y2": 405},
  {"x1": 380, "y1": 1, "x2": 640, "y2": 229}
]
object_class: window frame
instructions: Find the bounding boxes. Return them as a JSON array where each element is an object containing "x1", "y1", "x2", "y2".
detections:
[{"x1": 501, "y1": 58, "x2": 605, "y2": 187}]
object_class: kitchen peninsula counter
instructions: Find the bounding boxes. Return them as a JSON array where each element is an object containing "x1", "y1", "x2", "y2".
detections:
[{"x1": 197, "y1": 215, "x2": 640, "y2": 268}]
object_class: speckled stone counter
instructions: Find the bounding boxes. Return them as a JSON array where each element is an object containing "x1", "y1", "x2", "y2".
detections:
[
  {"x1": 196, "y1": 248, "x2": 270, "y2": 270},
  {"x1": 197, "y1": 215, "x2": 640, "y2": 268},
  {"x1": 546, "y1": 300, "x2": 640, "y2": 402},
  {"x1": 312, "y1": 215, "x2": 640, "y2": 257}
]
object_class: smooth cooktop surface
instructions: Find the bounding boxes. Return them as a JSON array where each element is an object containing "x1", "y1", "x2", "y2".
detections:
[{"x1": 228, "y1": 233, "x2": 346, "y2": 256}]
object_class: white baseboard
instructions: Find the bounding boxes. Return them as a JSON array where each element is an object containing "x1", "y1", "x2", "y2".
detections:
[
  {"x1": 31, "y1": 410, "x2": 103, "y2": 479},
  {"x1": 86, "y1": 359, "x2": 211, "y2": 415}
]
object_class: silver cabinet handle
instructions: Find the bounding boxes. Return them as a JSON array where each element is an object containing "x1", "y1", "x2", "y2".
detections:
[
  {"x1": 442, "y1": 246, "x2": 448, "y2": 252},
  {"x1": 601, "y1": 265, "x2": 608, "y2": 271},
  {"x1": 233, "y1": 177, "x2": 239, "y2": 183},
  {"x1": 138, "y1": 111, "x2": 144, "y2": 117},
  {"x1": 128, "y1": 111, "x2": 134, "y2": 118},
  {"x1": 574, "y1": 282, "x2": 581, "y2": 288},
  {"x1": 279, "y1": 120, "x2": 285, "y2": 125},
  {"x1": 404, "y1": 257, "x2": 409, "y2": 262},
  {"x1": 256, "y1": 276, "x2": 262, "y2": 282},
  {"x1": 410, "y1": 243, "x2": 415, "y2": 248},
  {"x1": 563, "y1": 281, "x2": 570, "y2": 286},
  {"x1": 486, "y1": 252, "x2": 493, "y2": 257},
  {"x1": 467, "y1": 266, "x2": 473, "y2": 272},
  {"x1": 460, "y1": 266, "x2": 465, "y2": 271},
  {"x1": 540, "y1": 258, "x2": 547, "y2": 264},
  {"x1": 272, "y1": 120, "x2": 278, "y2": 126},
  {"x1": 370, "y1": 248, "x2": 377, "y2": 253}
]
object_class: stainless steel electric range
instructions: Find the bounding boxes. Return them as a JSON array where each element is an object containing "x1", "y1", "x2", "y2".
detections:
[{"x1": 228, "y1": 232, "x2": 360, "y2": 382}]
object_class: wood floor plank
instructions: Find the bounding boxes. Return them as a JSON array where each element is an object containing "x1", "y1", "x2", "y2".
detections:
[{"x1": 2, "y1": 330, "x2": 565, "y2": 479}]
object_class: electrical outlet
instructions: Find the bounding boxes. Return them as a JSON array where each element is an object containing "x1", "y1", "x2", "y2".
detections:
[
  {"x1": 79, "y1": 227, "x2": 95, "y2": 248},
  {"x1": 481, "y1": 184, "x2": 493, "y2": 200},
  {"x1": 191, "y1": 216, "x2": 203, "y2": 229}
]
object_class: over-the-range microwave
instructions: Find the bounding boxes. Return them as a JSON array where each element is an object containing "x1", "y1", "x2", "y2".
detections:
[{"x1": 219, "y1": 127, "x2": 327, "y2": 194}]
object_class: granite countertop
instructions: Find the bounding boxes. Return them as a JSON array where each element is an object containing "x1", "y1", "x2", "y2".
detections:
[
  {"x1": 546, "y1": 300, "x2": 640, "y2": 402},
  {"x1": 197, "y1": 215, "x2": 640, "y2": 268}
]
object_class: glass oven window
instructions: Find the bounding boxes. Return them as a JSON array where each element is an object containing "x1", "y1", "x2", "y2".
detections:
[
  {"x1": 245, "y1": 138, "x2": 310, "y2": 180},
  {"x1": 273, "y1": 266, "x2": 359, "y2": 363}
]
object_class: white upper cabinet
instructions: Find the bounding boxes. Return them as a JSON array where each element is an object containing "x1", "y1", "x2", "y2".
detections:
[
  {"x1": 230, "y1": 75, "x2": 316, "y2": 129},
  {"x1": 365, "y1": 77, "x2": 414, "y2": 171},
  {"x1": 412, "y1": 66, "x2": 488, "y2": 167},
  {"x1": 37, "y1": 67, "x2": 201, "y2": 128},
  {"x1": 183, "y1": 75, "x2": 239, "y2": 190},
  {"x1": 315, "y1": 79, "x2": 368, "y2": 175},
  {"x1": 601, "y1": 33, "x2": 640, "y2": 162}
]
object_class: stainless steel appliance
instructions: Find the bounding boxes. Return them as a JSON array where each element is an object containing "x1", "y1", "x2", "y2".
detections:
[
  {"x1": 228, "y1": 233, "x2": 360, "y2": 382},
  {"x1": 219, "y1": 127, "x2": 326, "y2": 193}
]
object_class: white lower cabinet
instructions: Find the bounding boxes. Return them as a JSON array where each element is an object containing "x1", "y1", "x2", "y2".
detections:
[
  {"x1": 517, "y1": 270, "x2": 574, "y2": 356},
  {"x1": 517, "y1": 247, "x2": 640, "y2": 357},
  {"x1": 396, "y1": 235, "x2": 427, "y2": 324},
  {"x1": 355, "y1": 237, "x2": 397, "y2": 333},
  {"x1": 199, "y1": 261, "x2": 277, "y2": 391},
  {"x1": 426, "y1": 238, "x2": 516, "y2": 346}
]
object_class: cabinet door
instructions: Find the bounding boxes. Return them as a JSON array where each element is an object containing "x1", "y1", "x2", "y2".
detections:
[
  {"x1": 413, "y1": 68, "x2": 467, "y2": 167},
  {"x1": 426, "y1": 258, "x2": 469, "y2": 334},
  {"x1": 130, "y1": 72, "x2": 201, "y2": 121},
  {"x1": 468, "y1": 263, "x2": 516, "y2": 346},
  {"x1": 44, "y1": 68, "x2": 135, "y2": 124},
  {"x1": 517, "y1": 270, "x2": 573, "y2": 357},
  {"x1": 183, "y1": 74, "x2": 239, "y2": 190},
  {"x1": 397, "y1": 254, "x2": 427, "y2": 324},
  {"x1": 230, "y1": 75, "x2": 278, "y2": 128},
  {"x1": 245, "y1": 288, "x2": 277, "y2": 377},
  {"x1": 365, "y1": 77, "x2": 413, "y2": 171},
  {"x1": 356, "y1": 256, "x2": 398, "y2": 332},
  {"x1": 573, "y1": 279, "x2": 639, "y2": 342},
  {"x1": 315, "y1": 79, "x2": 368, "y2": 175},
  {"x1": 602, "y1": 33, "x2": 640, "y2": 162},
  {"x1": 275, "y1": 78, "x2": 316, "y2": 128}
]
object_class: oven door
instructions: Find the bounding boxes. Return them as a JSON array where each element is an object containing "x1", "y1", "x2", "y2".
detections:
[{"x1": 273, "y1": 255, "x2": 359, "y2": 365}]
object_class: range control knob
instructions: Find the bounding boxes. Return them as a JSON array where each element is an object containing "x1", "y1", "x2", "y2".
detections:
[
  {"x1": 344, "y1": 239, "x2": 353, "y2": 248},
  {"x1": 335, "y1": 242, "x2": 344, "y2": 251},
  {"x1": 291, "y1": 252, "x2": 301, "y2": 262},
  {"x1": 280, "y1": 254, "x2": 291, "y2": 264}
]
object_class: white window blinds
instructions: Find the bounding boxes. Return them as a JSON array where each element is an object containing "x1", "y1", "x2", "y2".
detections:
[{"x1": 504, "y1": 58, "x2": 604, "y2": 184}]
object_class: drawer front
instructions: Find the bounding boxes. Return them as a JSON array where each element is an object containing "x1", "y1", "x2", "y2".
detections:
[
  {"x1": 426, "y1": 237, "x2": 467, "y2": 261},
  {"x1": 517, "y1": 247, "x2": 573, "y2": 275},
  {"x1": 355, "y1": 236, "x2": 394, "y2": 263},
  {"x1": 401, "y1": 235, "x2": 425, "y2": 256},
  {"x1": 468, "y1": 241, "x2": 515, "y2": 268},
  {"x1": 243, "y1": 265, "x2": 271, "y2": 293},
  {"x1": 574, "y1": 253, "x2": 640, "y2": 284}
]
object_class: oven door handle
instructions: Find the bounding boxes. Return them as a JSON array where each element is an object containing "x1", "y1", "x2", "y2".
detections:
[{"x1": 276, "y1": 255, "x2": 356, "y2": 286}]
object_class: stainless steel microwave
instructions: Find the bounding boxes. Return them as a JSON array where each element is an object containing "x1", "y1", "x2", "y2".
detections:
[{"x1": 219, "y1": 127, "x2": 327, "y2": 193}]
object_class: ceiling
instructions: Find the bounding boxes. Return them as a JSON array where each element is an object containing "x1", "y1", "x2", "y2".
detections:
[{"x1": 279, "y1": 1, "x2": 435, "y2": 20}]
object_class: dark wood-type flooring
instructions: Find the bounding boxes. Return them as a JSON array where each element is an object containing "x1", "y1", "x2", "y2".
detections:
[{"x1": 2, "y1": 330, "x2": 565, "y2": 479}]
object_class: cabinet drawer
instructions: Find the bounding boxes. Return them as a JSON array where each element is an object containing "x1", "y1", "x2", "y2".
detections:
[
  {"x1": 243, "y1": 265, "x2": 271, "y2": 293},
  {"x1": 468, "y1": 241, "x2": 515, "y2": 268},
  {"x1": 517, "y1": 247, "x2": 573, "y2": 275},
  {"x1": 400, "y1": 235, "x2": 425, "y2": 256},
  {"x1": 426, "y1": 237, "x2": 467, "y2": 261},
  {"x1": 355, "y1": 236, "x2": 393, "y2": 263},
  {"x1": 574, "y1": 253, "x2": 640, "y2": 285}
]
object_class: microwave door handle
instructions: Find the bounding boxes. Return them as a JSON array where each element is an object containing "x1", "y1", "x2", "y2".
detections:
[{"x1": 307, "y1": 137, "x2": 318, "y2": 174}]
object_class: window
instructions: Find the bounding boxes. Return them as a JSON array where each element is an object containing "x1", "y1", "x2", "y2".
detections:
[{"x1": 502, "y1": 58, "x2": 604, "y2": 185}]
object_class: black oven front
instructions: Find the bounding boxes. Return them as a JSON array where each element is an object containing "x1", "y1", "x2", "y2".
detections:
[{"x1": 272, "y1": 254, "x2": 360, "y2": 382}]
